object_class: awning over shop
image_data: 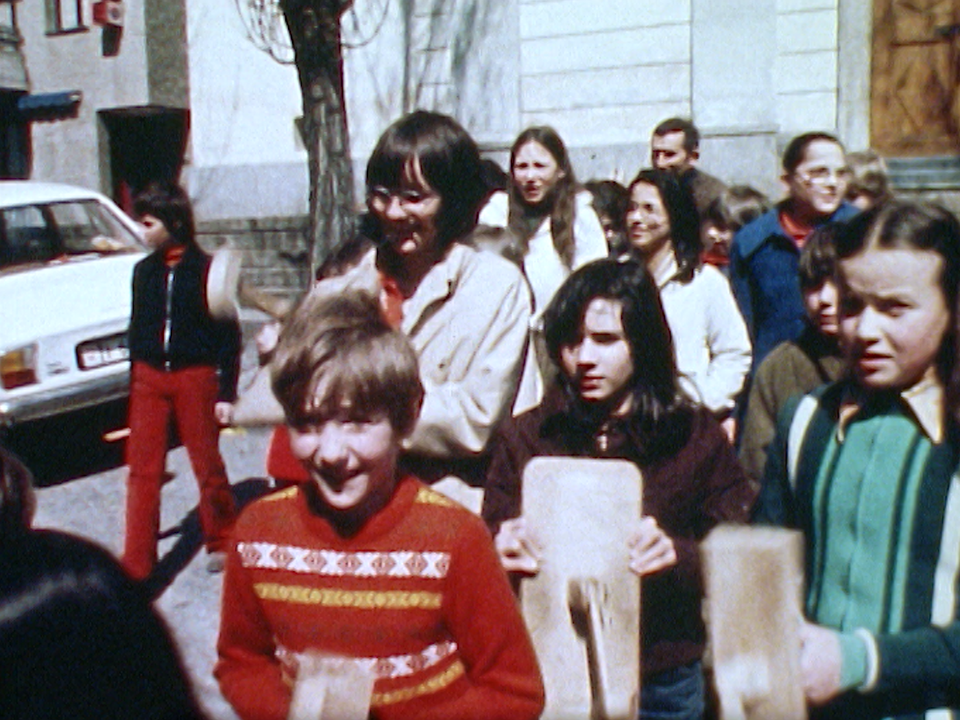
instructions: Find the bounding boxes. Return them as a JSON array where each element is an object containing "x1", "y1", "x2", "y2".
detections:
[{"x1": 17, "y1": 90, "x2": 82, "y2": 120}]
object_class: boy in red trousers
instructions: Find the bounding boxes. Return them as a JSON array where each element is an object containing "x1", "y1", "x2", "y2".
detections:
[{"x1": 215, "y1": 290, "x2": 544, "y2": 720}]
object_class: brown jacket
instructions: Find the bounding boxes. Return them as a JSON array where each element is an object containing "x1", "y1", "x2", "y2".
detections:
[
  {"x1": 738, "y1": 326, "x2": 846, "y2": 487},
  {"x1": 482, "y1": 388, "x2": 756, "y2": 676}
]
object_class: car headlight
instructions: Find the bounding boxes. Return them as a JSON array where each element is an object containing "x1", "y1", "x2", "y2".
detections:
[{"x1": 0, "y1": 345, "x2": 38, "y2": 389}]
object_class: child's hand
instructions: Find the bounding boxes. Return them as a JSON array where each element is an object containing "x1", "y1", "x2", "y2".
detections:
[
  {"x1": 799, "y1": 621, "x2": 842, "y2": 705},
  {"x1": 214, "y1": 402, "x2": 235, "y2": 426},
  {"x1": 255, "y1": 321, "x2": 281, "y2": 362},
  {"x1": 626, "y1": 516, "x2": 676, "y2": 577},
  {"x1": 494, "y1": 517, "x2": 542, "y2": 575}
]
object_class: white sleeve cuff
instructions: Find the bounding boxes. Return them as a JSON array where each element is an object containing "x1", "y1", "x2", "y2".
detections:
[{"x1": 855, "y1": 627, "x2": 880, "y2": 692}]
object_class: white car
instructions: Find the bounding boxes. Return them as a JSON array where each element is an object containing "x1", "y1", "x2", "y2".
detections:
[{"x1": 0, "y1": 181, "x2": 146, "y2": 428}]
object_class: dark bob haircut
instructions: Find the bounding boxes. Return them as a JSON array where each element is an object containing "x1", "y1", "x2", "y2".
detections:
[
  {"x1": 781, "y1": 131, "x2": 844, "y2": 175},
  {"x1": 542, "y1": 258, "x2": 692, "y2": 460},
  {"x1": 0, "y1": 530, "x2": 206, "y2": 720},
  {"x1": 365, "y1": 110, "x2": 486, "y2": 250},
  {"x1": 132, "y1": 181, "x2": 196, "y2": 247}
]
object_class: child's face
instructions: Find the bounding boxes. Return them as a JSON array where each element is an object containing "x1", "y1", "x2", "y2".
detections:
[
  {"x1": 840, "y1": 247, "x2": 950, "y2": 391},
  {"x1": 138, "y1": 213, "x2": 173, "y2": 250},
  {"x1": 560, "y1": 298, "x2": 634, "y2": 416},
  {"x1": 701, "y1": 221, "x2": 733, "y2": 256},
  {"x1": 512, "y1": 140, "x2": 565, "y2": 207},
  {"x1": 803, "y1": 279, "x2": 840, "y2": 337},
  {"x1": 288, "y1": 411, "x2": 400, "y2": 522}
]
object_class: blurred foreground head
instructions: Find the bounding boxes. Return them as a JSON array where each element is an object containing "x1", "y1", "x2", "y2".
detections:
[
  {"x1": 0, "y1": 529, "x2": 207, "y2": 720},
  {"x1": 0, "y1": 446, "x2": 34, "y2": 544}
]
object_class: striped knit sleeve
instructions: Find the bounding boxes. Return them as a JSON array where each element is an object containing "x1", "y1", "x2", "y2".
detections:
[
  {"x1": 424, "y1": 512, "x2": 545, "y2": 720},
  {"x1": 215, "y1": 532, "x2": 290, "y2": 720},
  {"x1": 751, "y1": 393, "x2": 806, "y2": 527}
]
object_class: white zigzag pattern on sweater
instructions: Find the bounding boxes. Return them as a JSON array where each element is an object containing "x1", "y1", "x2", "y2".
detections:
[
  {"x1": 238, "y1": 542, "x2": 450, "y2": 579},
  {"x1": 275, "y1": 640, "x2": 458, "y2": 680}
]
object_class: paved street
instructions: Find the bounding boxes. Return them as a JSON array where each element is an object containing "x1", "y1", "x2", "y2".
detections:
[
  {"x1": 28, "y1": 316, "x2": 274, "y2": 720},
  {"x1": 33, "y1": 426, "x2": 272, "y2": 719}
]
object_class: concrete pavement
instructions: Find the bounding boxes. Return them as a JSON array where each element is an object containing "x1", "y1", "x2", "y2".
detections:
[
  {"x1": 32, "y1": 422, "x2": 273, "y2": 720},
  {"x1": 29, "y1": 312, "x2": 276, "y2": 720}
]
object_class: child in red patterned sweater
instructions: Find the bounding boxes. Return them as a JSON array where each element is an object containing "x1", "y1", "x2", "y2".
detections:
[{"x1": 215, "y1": 289, "x2": 544, "y2": 720}]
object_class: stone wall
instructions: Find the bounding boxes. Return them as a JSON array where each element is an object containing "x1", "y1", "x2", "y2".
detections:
[{"x1": 196, "y1": 215, "x2": 311, "y2": 306}]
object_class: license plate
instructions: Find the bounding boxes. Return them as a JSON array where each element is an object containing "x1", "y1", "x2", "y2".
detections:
[{"x1": 77, "y1": 333, "x2": 129, "y2": 370}]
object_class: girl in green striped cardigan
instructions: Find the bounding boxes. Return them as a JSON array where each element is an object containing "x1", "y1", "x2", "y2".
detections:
[{"x1": 756, "y1": 200, "x2": 960, "y2": 719}]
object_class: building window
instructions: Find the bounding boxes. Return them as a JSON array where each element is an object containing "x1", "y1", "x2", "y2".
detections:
[
  {"x1": 0, "y1": 2, "x2": 14, "y2": 29},
  {"x1": 0, "y1": 1, "x2": 17, "y2": 43},
  {"x1": 46, "y1": 0, "x2": 85, "y2": 35}
]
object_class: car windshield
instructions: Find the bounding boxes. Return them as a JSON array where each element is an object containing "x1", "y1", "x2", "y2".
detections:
[{"x1": 0, "y1": 199, "x2": 142, "y2": 270}]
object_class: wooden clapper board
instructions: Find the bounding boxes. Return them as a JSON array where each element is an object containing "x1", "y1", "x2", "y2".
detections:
[
  {"x1": 521, "y1": 457, "x2": 642, "y2": 720},
  {"x1": 701, "y1": 525, "x2": 806, "y2": 720}
]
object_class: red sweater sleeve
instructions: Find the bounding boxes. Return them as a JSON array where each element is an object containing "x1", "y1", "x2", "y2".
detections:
[
  {"x1": 215, "y1": 544, "x2": 291, "y2": 720},
  {"x1": 404, "y1": 514, "x2": 545, "y2": 720}
]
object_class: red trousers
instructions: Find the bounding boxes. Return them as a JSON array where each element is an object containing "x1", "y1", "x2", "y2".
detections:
[{"x1": 122, "y1": 361, "x2": 237, "y2": 580}]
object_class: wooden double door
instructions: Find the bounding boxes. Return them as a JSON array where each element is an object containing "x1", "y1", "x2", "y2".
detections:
[{"x1": 872, "y1": 0, "x2": 960, "y2": 156}]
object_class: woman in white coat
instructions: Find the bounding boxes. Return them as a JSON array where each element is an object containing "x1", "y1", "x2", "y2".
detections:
[
  {"x1": 626, "y1": 168, "x2": 751, "y2": 440},
  {"x1": 479, "y1": 126, "x2": 608, "y2": 409}
]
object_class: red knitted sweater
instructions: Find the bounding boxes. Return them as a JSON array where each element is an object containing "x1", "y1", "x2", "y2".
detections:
[{"x1": 215, "y1": 476, "x2": 544, "y2": 720}]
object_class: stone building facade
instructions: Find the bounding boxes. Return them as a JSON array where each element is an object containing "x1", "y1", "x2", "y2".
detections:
[{"x1": 7, "y1": 0, "x2": 960, "y2": 298}]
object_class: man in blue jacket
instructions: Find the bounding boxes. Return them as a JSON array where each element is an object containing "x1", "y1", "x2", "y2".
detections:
[{"x1": 730, "y1": 132, "x2": 858, "y2": 372}]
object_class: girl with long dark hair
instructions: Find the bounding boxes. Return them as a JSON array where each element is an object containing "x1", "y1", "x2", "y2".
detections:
[
  {"x1": 483, "y1": 258, "x2": 756, "y2": 719},
  {"x1": 479, "y1": 126, "x2": 608, "y2": 408},
  {"x1": 626, "y1": 168, "x2": 751, "y2": 437}
]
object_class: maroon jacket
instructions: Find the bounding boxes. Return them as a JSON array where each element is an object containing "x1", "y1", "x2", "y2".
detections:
[{"x1": 482, "y1": 388, "x2": 756, "y2": 676}]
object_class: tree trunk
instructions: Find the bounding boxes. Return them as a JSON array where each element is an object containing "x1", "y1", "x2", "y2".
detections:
[{"x1": 280, "y1": 0, "x2": 355, "y2": 279}]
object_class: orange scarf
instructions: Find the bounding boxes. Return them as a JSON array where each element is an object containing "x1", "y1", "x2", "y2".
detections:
[
  {"x1": 377, "y1": 270, "x2": 404, "y2": 329},
  {"x1": 779, "y1": 208, "x2": 815, "y2": 249}
]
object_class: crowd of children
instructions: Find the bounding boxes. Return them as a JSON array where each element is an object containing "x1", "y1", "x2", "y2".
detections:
[
  {"x1": 210, "y1": 112, "x2": 959, "y2": 720},
  {"x1": 8, "y1": 107, "x2": 958, "y2": 720}
]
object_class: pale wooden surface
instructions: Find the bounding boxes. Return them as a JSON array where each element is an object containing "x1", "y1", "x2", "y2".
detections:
[
  {"x1": 286, "y1": 654, "x2": 375, "y2": 720},
  {"x1": 207, "y1": 246, "x2": 243, "y2": 320},
  {"x1": 871, "y1": 0, "x2": 960, "y2": 156},
  {"x1": 701, "y1": 525, "x2": 806, "y2": 720},
  {"x1": 521, "y1": 457, "x2": 642, "y2": 720}
]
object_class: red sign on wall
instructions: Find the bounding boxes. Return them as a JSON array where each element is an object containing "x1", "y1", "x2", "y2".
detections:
[{"x1": 92, "y1": 0, "x2": 124, "y2": 28}]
